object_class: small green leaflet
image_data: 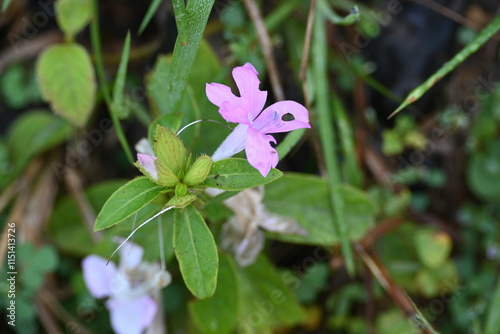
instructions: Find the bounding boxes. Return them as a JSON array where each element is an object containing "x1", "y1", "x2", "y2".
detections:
[{"x1": 94, "y1": 177, "x2": 164, "y2": 230}]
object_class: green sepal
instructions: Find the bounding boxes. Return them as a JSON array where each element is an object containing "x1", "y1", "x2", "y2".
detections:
[
  {"x1": 154, "y1": 125, "x2": 187, "y2": 176},
  {"x1": 184, "y1": 155, "x2": 213, "y2": 186},
  {"x1": 167, "y1": 194, "x2": 198, "y2": 208},
  {"x1": 156, "y1": 159, "x2": 179, "y2": 187}
]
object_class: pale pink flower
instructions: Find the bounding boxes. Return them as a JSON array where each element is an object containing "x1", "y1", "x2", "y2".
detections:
[
  {"x1": 82, "y1": 241, "x2": 170, "y2": 334},
  {"x1": 206, "y1": 63, "x2": 310, "y2": 177}
]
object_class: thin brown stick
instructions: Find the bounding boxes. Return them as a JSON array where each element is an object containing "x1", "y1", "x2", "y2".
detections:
[
  {"x1": 0, "y1": 30, "x2": 62, "y2": 72},
  {"x1": 35, "y1": 294, "x2": 63, "y2": 334},
  {"x1": 64, "y1": 168, "x2": 102, "y2": 242},
  {"x1": 38, "y1": 289, "x2": 95, "y2": 334},
  {"x1": 411, "y1": 0, "x2": 480, "y2": 31},
  {"x1": 243, "y1": 0, "x2": 284, "y2": 101},
  {"x1": 299, "y1": 0, "x2": 317, "y2": 83},
  {"x1": 298, "y1": 0, "x2": 326, "y2": 176},
  {"x1": 354, "y1": 242, "x2": 436, "y2": 334}
]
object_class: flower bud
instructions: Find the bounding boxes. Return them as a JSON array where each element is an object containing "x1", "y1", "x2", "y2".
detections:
[{"x1": 184, "y1": 155, "x2": 213, "y2": 186}]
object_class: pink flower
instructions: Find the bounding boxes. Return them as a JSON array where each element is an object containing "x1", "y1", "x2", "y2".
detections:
[
  {"x1": 206, "y1": 63, "x2": 310, "y2": 177},
  {"x1": 82, "y1": 241, "x2": 171, "y2": 334}
]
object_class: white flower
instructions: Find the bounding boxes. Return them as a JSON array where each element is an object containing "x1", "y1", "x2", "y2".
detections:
[{"x1": 217, "y1": 187, "x2": 307, "y2": 267}]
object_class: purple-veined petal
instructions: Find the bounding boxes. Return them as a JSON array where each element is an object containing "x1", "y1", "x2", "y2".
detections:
[
  {"x1": 245, "y1": 127, "x2": 279, "y2": 177},
  {"x1": 137, "y1": 153, "x2": 158, "y2": 181},
  {"x1": 106, "y1": 296, "x2": 157, "y2": 334},
  {"x1": 252, "y1": 101, "x2": 310, "y2": 134},
  {"x1": 212, "y1": 124, "x2": 248, "y2": 162},
  {"x1": 82, "y1": 255, "x2": 117, "y2": 298},
  {"x1": 232, "y1": 63, "x2": 268, "y2": 121},
  {"x1": 117, "y1": 240, "x2": 144, "y2": 272}
]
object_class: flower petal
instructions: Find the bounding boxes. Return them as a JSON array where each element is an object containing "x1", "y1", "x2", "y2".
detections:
[
  {"x1": 205, "y1": 83, "x2": 236, "y2": 107},
  {"x1": 206, "y1": 83, "x2": 249, "y2": 124},
  {"x1": 134, "y1": 138, "x2": 155, "y2": 157},
  {"x1": 82, "y1": 255, "x2": 117, "y2": 298},
  {"x1": 253, "y1": 100, "x2": 310, "y2": 134},
  {"x1": 259, "y1": 213, "x2": 308, "y2": 236},
  {"x1": 212, "y1": 124, "x2": 248, "y2": 162},
  {"x1": 137, "y1": 153, "x2": 158, "y2": 180},
  {"x1": 232, "y1": 63, "x2": 267, "y2": 120},
  {"x1": 117, "y1": 240, "x2": 144, "y2": 272},
  {"x1": 106, "y1": 296, "x2": 157, "y2": 334},
  {"x1": 245, "y1": 127, "x2": 279, "y2": 177}
]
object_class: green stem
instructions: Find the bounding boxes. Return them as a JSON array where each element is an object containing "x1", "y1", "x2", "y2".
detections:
[
  {"x1": 90, "y1": 0, "x2": 133, "y2": 163},
  {"x1": 312, "y1": 10, "x2": 355, "y2": 275}
]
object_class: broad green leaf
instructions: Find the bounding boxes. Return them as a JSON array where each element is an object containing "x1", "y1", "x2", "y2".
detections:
[
  {"x1": 55, "y1": 0, "x2": 93, "y2": 40},
  {"x1": 390, "y1": 15, "x2": 500, "y2": 117},
  {"x1": 202, "y1": 158, "x2": 282, "y2": 191},
  {"x1": 111, "y1": 31, "x2": 131, "y2": 120},
  {"x1": 485, "y1": 274, "x2": 500, "y2": 334},
  {"x1": 264, "y1": 173, "x2": 376, "y2": 245},
  {"x1": 94, "y1": 177, "x2": 164, "y2": 230},
  {"x1": 7, "y1": 110, "x2": 71, "y2": 164},
  {"x1": 174, "y1": 205, "x2": 218, "y2": 299},
  {"x1": 238, "y1": 255, "x2": 307, "y2": 333},
  {"x1": 414, "y1": 228, "x2": 452, "y2": 268},
  {"x1": 467, "y1": 140, "x2": 500, "y2": 202},
  {"x1": 189, "y1": 255, "x2": 239, "y2": 334},
  {"x1": 36, "y1": 43, "x2": 96, "y2": 127}
]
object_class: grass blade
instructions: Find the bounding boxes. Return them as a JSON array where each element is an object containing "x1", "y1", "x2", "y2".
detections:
[
  {"x1": 312, "y1": 9, "x2": 355, "y2": 275},
  {"x1": 390, "y1": 15, "x2": 500, "y2": 118},
  {"x1": 90, "y1": 1, "x2": 133, "y2": 163},
  {"x1": 138, "y1": 0, "x2": 163, "y2": 35}
]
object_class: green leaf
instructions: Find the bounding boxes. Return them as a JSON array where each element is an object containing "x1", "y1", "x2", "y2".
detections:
[
  {"x1": 390, "y1": 15, "x2": 500, "y2": 117},
  {"x1": 55, "y1": 0, "x2": 93, "y2": 40},
  {"x1": 94, "y1": 177, "x2": 164, "y2": 230},
  {"x1": 189, "y1": 255, "x2": 239, "y2": 334},
  {"x1": 111, "y1": 31, "x2": 131, "y2": 120},
  {"x1": 7, "y1": 110, "x2": 71, "y2": 164},
  {"x1": 167, "y1": 194, "x2": 197, "y2": 208},
  {"x1": 414, "y1": 228, "x2": 452, "y2": 268},
  {"x1": 138, "y1": 0, "x2": 163, "y2": 34},
  {"x1": 36, "y1": 43, "x2": 96, "y2": 128},
  {"x1": 485, "y1": 274, "x2": 500, "y2": 334},
  {"x1": 467, "y1": 140, "x2": 500, "y2": 201},
  {"x1": 1, "y1": 0, "x2": 12, "y2": 12},
  {"x1": 202, "y1": 158, "x2": 282, "y2": 191},
  {"x1": 174, "y1": 205, "x2": 218, "y2": 299},
  {"x1": 146, "y1": 0, "x2": 214, "y2": 115},
  {"x1": 264, "y1": 173, "x2": 376, "y2": 245},
  {"x1": 238, "y1": 255, "x2": 307, "y2": 332}
]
